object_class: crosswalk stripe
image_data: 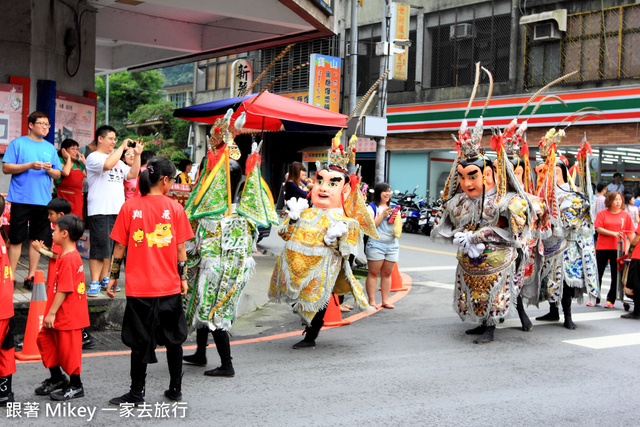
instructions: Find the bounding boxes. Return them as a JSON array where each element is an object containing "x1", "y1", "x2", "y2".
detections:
[
  {"x1": 401, "y1": 266, "x2": 457, "y2": 272},
  {"x1": 562, "y1": 332, "x2": 640, "y2": 349},
  {"x1": 413, "y1": 281, "x2": 454, "y2": 289}
]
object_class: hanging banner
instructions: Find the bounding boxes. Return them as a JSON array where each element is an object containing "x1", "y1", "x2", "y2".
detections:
[
  {"x1": 308, "y1": 54, "x2": 341, "y2": 112},
  {"x1": 230, "y1": 59, "x2": 253, "y2": 98},
  {"x1": 55, "y1": 92, "x2": 96, "y2": 148},
  {"x1": 0, "y1": 83, "x2": 24, "y2": 154},
  {"x1": 389, "y1": 2, "x2": 410, "y2": 81}
]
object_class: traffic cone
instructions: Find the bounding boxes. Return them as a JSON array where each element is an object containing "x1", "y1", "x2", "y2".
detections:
[
  {"x1": 15, "y1": 270, "x2": 46, "y2": 361},
  {"x1": 389, "y1": 264, "x2": 408, "y2": 292},
  {"x1": 323, "y1": 294, "x2": 351, "y2": 327}
]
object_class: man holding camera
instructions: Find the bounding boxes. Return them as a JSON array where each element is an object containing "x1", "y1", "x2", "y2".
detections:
[{"x1": 85, "y1": 125, "x2": 143, "y2": 296}]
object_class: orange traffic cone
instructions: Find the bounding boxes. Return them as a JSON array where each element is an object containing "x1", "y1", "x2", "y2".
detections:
[
  {"x1": 389, "y1": 264, "x2": 408, "y2": 292},
  {"x1": 15, "y1": 270, "x2": 46, "y2": 361},
  {"x1": 323, "y1": 294, "x2": 351, "y2": 327}
]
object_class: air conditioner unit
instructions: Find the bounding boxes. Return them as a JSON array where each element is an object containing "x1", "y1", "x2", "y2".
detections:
[
  {"x1": 449, "y1": 23, "x2": 474, "y2": 40},
  {"x1": 533, "y1": 21, "x2": 562, "y2": 41}
]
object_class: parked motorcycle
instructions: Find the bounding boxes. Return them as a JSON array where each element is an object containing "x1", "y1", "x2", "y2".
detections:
[
  {"x1": 419, "y1": 199, "x2": 441, "y2": 236},
  {"x1": 395, "y1": 185, "x2": 421, "y2": 233}
]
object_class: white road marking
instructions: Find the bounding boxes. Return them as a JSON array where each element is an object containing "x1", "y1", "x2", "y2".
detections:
[
  {"x1": 413, "y1": 281, "x2": 454, "y2": 289},
  {"x1": 563, "y1": 333, "x2": 640, "y2": 349},
  {"x1": 401, "y1": 266, "x2": 457, "y2": 272}
]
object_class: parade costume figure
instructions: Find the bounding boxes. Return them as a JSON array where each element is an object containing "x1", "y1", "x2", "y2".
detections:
[
  {"x1": 269, "y1": 131, "x2": 375, "y2": 349},
  {"x1": 432, "y1": 64, "x2": 532, "y2": 344},
  {"x1": 535, "y1": 126, "x2": 599, "y2": 329},
  {"x1": 182, "y1": 111, "x2": 278, "y2": 376}
]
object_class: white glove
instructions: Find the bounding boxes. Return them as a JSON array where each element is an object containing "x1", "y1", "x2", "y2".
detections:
[
  {"x1": 453, "y1": 231, "x2": 472, "y2": 254},
  {"x1": 324, "y1": 221, "x2": 349, "y2": 246},
  {"x1": 286, "y1": 197, "x2": 309, "y2": 221},
  {"x1": 467, "y1": 242, "x2": 486, "y2": 259}
]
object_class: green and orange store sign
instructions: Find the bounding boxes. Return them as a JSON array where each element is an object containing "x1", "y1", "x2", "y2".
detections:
[{"x1": 387, "y1": 85, "x2": 640, "y2": 134}]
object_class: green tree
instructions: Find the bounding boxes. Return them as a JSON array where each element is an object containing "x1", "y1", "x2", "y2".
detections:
[{"x1": 95, "y1": 70, "x2": 165, "y2": 134}]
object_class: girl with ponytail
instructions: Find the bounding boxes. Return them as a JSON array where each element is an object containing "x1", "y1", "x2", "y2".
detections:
[{"x1": 105, "y1": 156, "x2": 195, "y2": 405}]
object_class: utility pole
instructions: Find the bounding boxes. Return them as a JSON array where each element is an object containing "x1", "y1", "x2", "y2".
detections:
[
  {"x1": 105, "y1": 74, "x2": 109, "y2": 125},
  {"x1": 349, "y1": 0, "x2": 358, "y2": 114},
  {"x1": 375, "y1": 0, "x2": 389, "y2": 184}
]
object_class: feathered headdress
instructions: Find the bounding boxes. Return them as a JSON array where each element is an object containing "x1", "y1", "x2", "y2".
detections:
[{"x1": 442, "y1": 62, "x2": 492, "y2": 201}]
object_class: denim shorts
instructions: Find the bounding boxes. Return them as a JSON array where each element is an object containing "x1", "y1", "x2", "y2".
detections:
[{"x1": 366, "y1": 237, "x2": 399, "y2": 262}]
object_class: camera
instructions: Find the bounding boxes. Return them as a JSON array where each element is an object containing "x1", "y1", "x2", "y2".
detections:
[{"x1": 128, "y1": 140, "x2": 136, "y2": 148}]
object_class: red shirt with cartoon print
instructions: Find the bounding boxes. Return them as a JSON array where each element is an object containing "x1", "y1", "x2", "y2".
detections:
[
  {"x1": 45, "y1": 243, "x2": 63, "y2": 289},
  {"x1": 44, "y1": 250, "x2": 90, "y2": 330},
  {"x1": 110, "y1": 194, "x2": 194, "y2": 297},
  {"x1": 0, "y1": 236, "x2": 14, "y2": 320}
]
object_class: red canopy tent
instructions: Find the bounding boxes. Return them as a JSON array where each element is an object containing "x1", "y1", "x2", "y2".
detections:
[{"x1": 173, "y1": 92, "x2": 348, "y2": 132}]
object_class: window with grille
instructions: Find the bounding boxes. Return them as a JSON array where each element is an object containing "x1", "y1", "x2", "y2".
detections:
[
  {"x1": 428, "y1": 2, "x2": 511, "y2": 88},
  {"x1": 170, "y1": 92, "x2": 188, "y2": 109},
  {"x1": 196, "y1": 54, "x2": 242, "y2": 92},
  {"x1": 257, "y1": 37, "x2": 339, "y2": 93},
  {"x1": 524, "y1": 3, "x2": 640, "y2": 88}
]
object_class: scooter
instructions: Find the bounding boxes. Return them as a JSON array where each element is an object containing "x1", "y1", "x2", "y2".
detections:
[
  {"x1": 419, "y1": 199, "x2": 441, "y2": 236},
  {"x1": 397, "y1": 185, "x2": 421, "y2": 233}
]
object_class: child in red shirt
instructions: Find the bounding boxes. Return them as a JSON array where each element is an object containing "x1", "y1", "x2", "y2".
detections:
[
  {"x1": 0, "y1": 196, "x2": 16, "y2": 407},
  {"x1": 107, "y1": 157, "x2": 193, "y2": 407},
  {"x1": 36, "y1": 215, "x2": 89, "y2": 401},
  {"x1": 32, "y1": 198, "x2": 94, "y2": 351}
]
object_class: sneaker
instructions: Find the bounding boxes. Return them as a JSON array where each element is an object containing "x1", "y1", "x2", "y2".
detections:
[
  {"x1": 87, "y1": 281, "x2": 101, "y2": 297},
  {"x1": 50, "y1": 384, "x2": 84, "y2": 401},
  {"x1": 204, "y1": 366, "x2": 235, "y2": 377},
  {"x1": 23, "y1": 276, "x2": 34, "y2": 291},
  {"x1": 101, "y1": 277, "x2": 120, "y2": 292},
  {"x1": 82, "y1": 331, "x2": 95, "y2": 349},
  {"x1": 164, "y1": 387, "x2": 182, "y2": 402},
  {"x1": 0, "y1": 392, "x2": 14, "y2": 407},
  {"x1": 292, "y1": 340, "x2": 316, "y2": 349},
  {"x1": 586, "y1": 301, "x2": 595, "y2": 307},
  {"x1": 109, "y1": 390, "x2": 145, "y2": 407},
  {"x1": 604, "y1": 301, "x2": 614, "y2": 309},
  {"x1": 35, "y1": 377, "x2": 69, "y2": 395}
]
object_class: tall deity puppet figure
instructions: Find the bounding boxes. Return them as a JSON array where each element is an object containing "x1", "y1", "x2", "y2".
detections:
[
  {"x1": 269, "y1": 131, "x2": 378, "y2": 349},
  {"x1": 182, "y1": 110, "x2": 279, "y2": 376},
  {"x1": 432, "y1": 64, "x2": 534, "y2": 344},
  {"x1": 533, "y1": 120, "x2": 599, "y2": 329}
]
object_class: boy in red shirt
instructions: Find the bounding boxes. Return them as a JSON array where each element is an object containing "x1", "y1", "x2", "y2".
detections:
[
  {"x1": 0, "y1": 196, "x2": 16, "y2": 406},
  {"x1": 35, "y1": 215, "x2": 89, "y2": 400},
  {"x1": 32, "y1": 198, "x2": 94, "y2": 350}
]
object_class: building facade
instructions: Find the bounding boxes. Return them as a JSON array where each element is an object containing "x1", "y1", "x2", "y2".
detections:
[{"x1": 343, "y1": 0, "x2": 640, "y2": 200}]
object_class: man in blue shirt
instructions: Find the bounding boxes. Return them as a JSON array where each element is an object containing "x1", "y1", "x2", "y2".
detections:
[{"x1": 2, "y1": 111, "x2": 62, "y2": 289}]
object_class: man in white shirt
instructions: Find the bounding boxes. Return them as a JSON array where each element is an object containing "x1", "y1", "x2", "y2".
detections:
[
  {"x1": 85, "y1": 125, "x2": 143, "y2": 296},
  {"x1": 607, "y1": 173, "x2": 624, "y2": 194}
]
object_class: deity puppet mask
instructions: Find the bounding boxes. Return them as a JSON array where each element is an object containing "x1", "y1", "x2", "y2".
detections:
[
  {"x1": 457, "y1": 159, "x2": 495, "y2": 199},
  {"x1": 311, "y1": 168, "x2": 351, "y2": 209}
]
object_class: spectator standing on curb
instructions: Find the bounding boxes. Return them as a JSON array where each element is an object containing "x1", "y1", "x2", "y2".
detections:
[
  {"x1": 85, "y1": 125, "x2": 143, "y2": 296},
  {"x1": 56, "y1": 139, "x2": 86, "y2": 218},
  {"x1": 2, "y1": 111, "x2": 62, "y2": 290},
  {"x1": 176, "y1": 159, "x2": 192, "y2": 185},
  {"x1": 625, "y1": 193, "x2": 639, "y2": 229},
  {"x1": 121, "y1": 147, "x2": 137, "y2": 200},
  {"x1": 607, "y1": 172, "x2": 625, "y2": 194}
]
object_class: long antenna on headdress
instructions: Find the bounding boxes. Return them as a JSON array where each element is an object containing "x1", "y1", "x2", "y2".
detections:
[
  {"x1": 464, "y1": 62, "x2": 481, "y2": 118},
  {"x1": 517, "y1": 70, "x2": 578, "y2": 116},
  {"x1": 528, "y1": 95, "x2": 567, "y2": 118},
  {"x1": 235, "y1": 43, "x2": 295, "y2": 104},
  {"x1": 557, "y1": 107, "x2": 603, "y2": 128},
  {"x1": 480, "y1": 66, "x2": 494, "y2": 116},
  {"x1": 256, "y1": 62, "x2": 309, "y2": 100},
  {"x1": 348, "y1": 69, "x2": 390, "y2": 121},
  {"x1": 355, "y1": 90, "x2": 377, "y2": 135}
]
